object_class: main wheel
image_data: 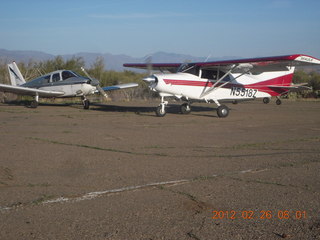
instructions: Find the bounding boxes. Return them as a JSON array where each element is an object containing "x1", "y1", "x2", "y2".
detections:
[
  {"x1": 263, "y1": 97, "x2": 270, "y2": 104},
  {"x1": 181, "y1": 103, "x2": 191, "y2": 114},
  {"x1": 83, "y1": 99, "x2": 90, "y2": 109},
  {"x1": 30, "y1": 100, "x2": 38, "y2": 108},
  {"x1": 155, "y1": 105, "x2": 166, "y2": 117},
  {"x1": 217, "y1": 105, "x2": 229, "y2": 118}
]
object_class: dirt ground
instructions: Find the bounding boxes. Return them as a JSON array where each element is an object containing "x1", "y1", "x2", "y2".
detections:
[{"x1": 0, "y1": 99, "x2": 319, "y2": 240}]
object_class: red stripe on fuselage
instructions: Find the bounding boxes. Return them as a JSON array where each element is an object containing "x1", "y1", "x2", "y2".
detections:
[{"x1": 163, "y1": 73, "x2": 293, "y2": 96}]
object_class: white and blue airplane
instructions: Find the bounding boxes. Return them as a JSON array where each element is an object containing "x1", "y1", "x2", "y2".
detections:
[{"x1": 0, "y1": 62, "x2": 138, "y2": 109}]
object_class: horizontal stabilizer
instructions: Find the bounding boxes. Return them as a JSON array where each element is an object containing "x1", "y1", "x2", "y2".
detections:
[
  {"x1": 268, "y1": 83, "x2": 311, "y2": 91},
  {"x1": 0, "y1": 83, "x2": 64, "y2": 97}
]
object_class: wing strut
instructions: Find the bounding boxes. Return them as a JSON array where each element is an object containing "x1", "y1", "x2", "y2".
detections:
[{"x1": 200, "y1": 65, "x2": 237, "y2": 98}]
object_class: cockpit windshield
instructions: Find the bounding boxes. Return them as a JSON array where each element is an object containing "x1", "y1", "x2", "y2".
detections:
[
  {"x1": 62, "y1": 71, "x2": 78, "y2": 80},
  {"x1": 177, "y1": 63, "x2": 199, "y2": 76}
]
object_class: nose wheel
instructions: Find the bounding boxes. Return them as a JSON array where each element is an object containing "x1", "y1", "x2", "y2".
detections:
[
  {"x1": 155, "y1": 96, "x2": 168, "y2": 117},
  {"x1": 156, "y1": 105, "x2": 166, "y2": 117},
  {"x1": 82, "y1": 97, "x2": 90, "y2": 109}
]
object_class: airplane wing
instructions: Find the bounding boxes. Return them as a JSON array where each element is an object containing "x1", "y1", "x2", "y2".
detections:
[
  {"x1": 0, "y1": 83, "x2": 64, "y2": 97},
  {"x1": 102, "y1": 83, "x2": 139, "y2": 91},
  {"x1": 124, "y1": 54, "x2": 320, "y2": 73},
  {"x1": 196, "y1": 54, "x2": 320, "y2": 73},
  {"x1": 123, "y1": 63, "x2": 181, "y2": 73}
]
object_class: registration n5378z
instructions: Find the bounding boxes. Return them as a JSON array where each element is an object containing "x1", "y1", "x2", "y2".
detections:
[{"x1": 230, "y1": 87, "x2": 257, "y2": 98}]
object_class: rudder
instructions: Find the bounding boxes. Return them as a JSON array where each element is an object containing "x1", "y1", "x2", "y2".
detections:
[{"x1": 7, "y1": 62, "x2": 25, "y2": 86}]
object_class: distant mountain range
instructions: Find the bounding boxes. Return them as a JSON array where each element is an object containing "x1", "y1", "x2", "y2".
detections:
[
  {"x1": 0, "y1": 49, "x2": 238, "y2": 71},
  {"x1": 1, "y1": 49, "x2": 319, "y2": 73}
]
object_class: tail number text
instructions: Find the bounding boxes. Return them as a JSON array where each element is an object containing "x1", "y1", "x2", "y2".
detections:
[{"x1": 230, "y1": 87, "x2": 257, "y2": 98}]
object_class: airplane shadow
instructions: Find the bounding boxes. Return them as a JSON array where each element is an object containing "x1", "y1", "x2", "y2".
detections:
[
  {"x1": 2, "y1": 101, "x2": 227, "y2": 118},
  {"x1": 91, "y1": 103, "x2": 222, "y2": 118}
]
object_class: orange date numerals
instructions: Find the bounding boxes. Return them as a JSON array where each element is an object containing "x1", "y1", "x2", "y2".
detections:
[
  {"x1": 260, "y1": 210, "x2": 272, "y2": 219},
  {"x1": 212, "y1": 210, "x2": 236, "y2": 220},
  {"x1": 212, "y1": 210, "x2": 307, "y2": 220}
]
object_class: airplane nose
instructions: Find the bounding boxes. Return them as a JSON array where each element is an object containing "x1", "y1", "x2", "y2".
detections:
[
  {"x1": 143, "y1": 75, "x2": 158, "y2": 86},
  {"x1": 143, "y1": 75, "x2": 157, "y2": 83},
  {"x1": 89, "y1": 78, "x2": 100, "y2": 86},
  {"x1": 143, "y1": 75, "x2": 158, "y2": 90}
]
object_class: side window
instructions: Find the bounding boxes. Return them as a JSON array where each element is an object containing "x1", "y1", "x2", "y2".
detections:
[
  {"x1": 52, "y1": 73, "x2": 60, "y2": 82},
  {"x1": 202, "y1": 70, "x2": 218, "y2": 80},
  {"x1": 201, "y1": 70, "x2": 230, "y2": 81}
]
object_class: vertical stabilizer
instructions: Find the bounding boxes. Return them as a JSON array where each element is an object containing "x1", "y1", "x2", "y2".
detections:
[{"x1": 7, "y1": 62, "x2": 25, "y2": 86}]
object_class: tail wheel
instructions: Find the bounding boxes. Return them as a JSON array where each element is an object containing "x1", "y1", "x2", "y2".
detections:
[
  {"x1": 155, "y1": 105, "x2": 166, "y2": 117},
  {"x1": 217, "y1": 105, "x2": 229, "y2": 118},
  {"x1": 181, "y1": 103, "x2": 191, "y2": 114},
  {"x1": 276, "y1": 99, "x2": 282, "y2": 105}
]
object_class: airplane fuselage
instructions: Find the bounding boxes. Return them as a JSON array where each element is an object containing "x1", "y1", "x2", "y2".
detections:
[
  {"x1": 22, "y1": 71, "x2": 97, "y2": 97},
  {"x1": 152, "y1": 69, "x2": 294, "y2": 102}
]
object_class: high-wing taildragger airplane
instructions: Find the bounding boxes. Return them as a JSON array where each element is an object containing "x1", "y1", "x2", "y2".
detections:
[
  {"x1": 0, "y1": 62, "x2": 138, "y2": 109},
  {"x1": 124, "y1": 54, "x2": 320, "y2": 117}
]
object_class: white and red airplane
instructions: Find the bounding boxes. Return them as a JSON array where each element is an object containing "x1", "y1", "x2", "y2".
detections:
[{"x1": 124, "y1": 54, "x2": 320, "y2": 117}]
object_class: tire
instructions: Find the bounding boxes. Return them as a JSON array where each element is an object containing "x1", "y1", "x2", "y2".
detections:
[
  {"x1": 181, "y1": 103, "x2": 191, "y2": 114},
  {"x1": 263, "y1": 97, "x2": 270, "y2": 104},
  {"x1": 217, "y1": 105, "x2": 229, "y2": 118},
  {"x1": 155, "y1": 105, "x2": 166, "y2": 117},
  {"x1": 83, "y1": 99, "x2": 90, "y2": 109},
  {"x1": 30, "y1": 100, "x2": 38, "y2": 108},
  {"x1": 276, "y1": 99, "x2": 282, "y2": 105}
]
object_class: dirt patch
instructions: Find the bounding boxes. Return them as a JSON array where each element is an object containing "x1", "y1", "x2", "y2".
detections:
[{"x1": 0, "y1": 100, "x2": 319, "y2": 239}]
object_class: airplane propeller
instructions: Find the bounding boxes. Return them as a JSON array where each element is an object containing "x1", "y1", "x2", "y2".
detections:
[
  {"x1": 142, "y1": 56, "x2": 157, "y2": 83},
  {"x1": 81, "y1": 67, "x2": 108, "y2": 99}
]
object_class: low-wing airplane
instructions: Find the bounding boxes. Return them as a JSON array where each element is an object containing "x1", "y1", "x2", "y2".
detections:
[
  {"x1": 124, "y1": 54, "x2": 320, "y2": 117},
  {"x1": 0, "y1": 62, "x2": 138, "y2": 109}
]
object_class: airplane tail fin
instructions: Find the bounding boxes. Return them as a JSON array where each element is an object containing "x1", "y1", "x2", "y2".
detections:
[
  {"x1": 7, "y1": 62, "x2": 26, "y2": 86},
  {"x1": 268, "y1": 66, "x2": 296, "y2": 86}
]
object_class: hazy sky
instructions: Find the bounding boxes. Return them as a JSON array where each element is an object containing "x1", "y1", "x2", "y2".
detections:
[{"x1": 1, "y1": 0, "x2": 320, "y2": 58}]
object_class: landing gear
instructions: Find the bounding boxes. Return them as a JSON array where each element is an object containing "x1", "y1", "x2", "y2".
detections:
[
  {"x1": 276, "y1": 98, "x2": 282, "y2": 105},
  {"x1": 30, "y1": 100, "x2": 38, "y2": 108},
  {"x1": 30, "y1": 94, "x2": 39, "y2": 108},
  {"x1": 156, "y1": 105, "x2": 166, "y2": 117},
  {"x1": 155, "y1": 96, "x2": 168, "y2": 117},
  {"x1": 82, "y1": 97, "x2": 90, "y2": 109},
  {"x1": 217, "y1": 105, "x2": 229, "y2": 118},
  {"x1": 180, "y1": 103, "x2": 191, "y2": 114},
  {"x1": 263, "y1": 97, "x2": 270, "y2": 104}
]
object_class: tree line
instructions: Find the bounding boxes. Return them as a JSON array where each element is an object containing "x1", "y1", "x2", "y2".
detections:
[{"x1": 0, "y1": 56, "x2": 319, "y2": 102}]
